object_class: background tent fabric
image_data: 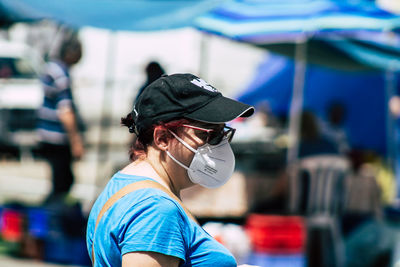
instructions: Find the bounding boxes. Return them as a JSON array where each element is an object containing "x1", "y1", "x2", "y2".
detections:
[
  {"x1": 237, "y1": 53, "x2": 395, "y2": 155},
  {"x1": 194, "y1": 0, "x2": 400, "y2": 71},
  {"x1": 195, "y1": 0, "x2": 400, "y2": 165},
  {"x1": 0, "y1": 0, "x2": 225, "y2": 31}
]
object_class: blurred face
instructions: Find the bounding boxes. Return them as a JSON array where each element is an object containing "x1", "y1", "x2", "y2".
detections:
[{"x1": 63, "y1": 43, "x2": 82, "y2": 66}]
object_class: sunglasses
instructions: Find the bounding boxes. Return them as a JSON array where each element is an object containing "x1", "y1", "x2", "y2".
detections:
[{"x1": 181, "y1": 124, "x2": 236, "y2": 145}]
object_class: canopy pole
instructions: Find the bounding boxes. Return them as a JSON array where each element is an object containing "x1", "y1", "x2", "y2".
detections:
[
  {"x1": 198, "y1": 32, "x2": 209, "y2": 78},
  {"x1": 385, "y1": 68, "x2": 396, "y2": 169},
  {"x1": 287, "y1": 38, "x2": 308, "y2": 165},
  {"x1": 92, "y1": 31, "x2": 118, "y2": 201}
]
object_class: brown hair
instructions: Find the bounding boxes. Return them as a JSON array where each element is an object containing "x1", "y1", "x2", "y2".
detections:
[{"x1": 121, "y1": 114, "x2": 190, "y2": 161}]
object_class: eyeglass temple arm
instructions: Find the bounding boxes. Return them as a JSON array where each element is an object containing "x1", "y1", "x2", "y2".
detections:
[{"x1": 181, "y1": 124, "x2": 214, "y2": 132}]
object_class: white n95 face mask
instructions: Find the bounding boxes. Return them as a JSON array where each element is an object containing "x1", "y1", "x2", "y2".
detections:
[{"x1": 166, "y1": 130, "x2": 235, "y2": 188}]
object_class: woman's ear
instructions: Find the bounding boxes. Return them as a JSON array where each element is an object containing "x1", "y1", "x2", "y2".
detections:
[{"x1": 153, "y1": 126, "x2": 171, "y2": 151}]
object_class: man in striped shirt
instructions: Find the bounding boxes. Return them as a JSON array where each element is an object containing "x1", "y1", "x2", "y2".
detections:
[{"x1": 37, "y1": 35, "x2": 85, "y2": 203}]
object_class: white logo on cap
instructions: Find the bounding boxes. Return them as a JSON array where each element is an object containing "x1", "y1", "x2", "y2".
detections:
[{"x1": 191, "y1": 78, "x2": 218, "y2": 92}]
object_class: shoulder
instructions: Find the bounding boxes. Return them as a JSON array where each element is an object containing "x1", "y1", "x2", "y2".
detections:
[
  {"x1": 89, "y1": 176, "x2": 193, "y2": 232},
  {"x1": 121, "y1": 189, "x2": 188, "y2": 222},
  {"x1": 112, "y1": 189, "x2": 192, "y2": 245},
  {"x1": 115, "y1": 190, "x2": 190, "y2": 261},
  {"x1": 43, "y1": 61, "x2": 68, "y2": 78},
  {"x1": 105, "y1": 176, "x2": 188, "y2": 217}
]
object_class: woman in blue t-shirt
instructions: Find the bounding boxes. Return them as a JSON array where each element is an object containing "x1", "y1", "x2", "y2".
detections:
[{"x1": 86, "y1": 73, "x2": 255, "y2": 266}]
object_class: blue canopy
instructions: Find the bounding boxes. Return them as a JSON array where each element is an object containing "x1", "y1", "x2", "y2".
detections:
[
  {"x1": 3, "y1": 0, "x2": 400, "y2": 70},
  {"x1": 0, "y1": 0, "x2": 224, "y2": 31},
  {"x1": 195, "y1": 0, "x2": 400, "y2": 71},
  {"x1": 237, "y1": 53, "x2": 395, "y2": 154},
  {"x1": 195, "y1": 0, "x2": 400, "y2": 163},
  {"x1": 196, "y1": 0, "x2": 400, "y2": 42}
]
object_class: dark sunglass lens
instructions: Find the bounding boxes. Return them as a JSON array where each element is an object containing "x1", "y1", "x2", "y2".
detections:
[
  {"x1": 204, "y1": 126, "x2": 236, "y2": 145},
  {"x1": 227, "y1": 128, "x2": 235, "y2": 142},
  {"x1": 209, "y1": 128, "x2": 229, "y2": 145},
  {"x1": 208, "y1": 131, "x2": 222, "y2": 145}
]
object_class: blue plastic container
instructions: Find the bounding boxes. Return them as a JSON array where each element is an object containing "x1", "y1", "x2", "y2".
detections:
[
  {"x1": 27, "y1": 207, "x2": 48, "y2": 239},
  {"x1": 245, "y1": 252, "x2": 306, "y2": 267}
]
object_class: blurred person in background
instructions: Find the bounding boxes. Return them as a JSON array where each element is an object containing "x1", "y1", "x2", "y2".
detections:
[
  {"x1": 343, "y1": 150, "x2": 395, "y2": 267},
  {"x1": 319, "y1": 101, "x2": 350, "y2": 155},
  {"x1": 87, "y1": 73, "x2": 256, "y2": 266},
  {"x1": 299, "y1": 110, "x2": 339, "y2": 158},
  {"x1": 134, "y1": 60, "x2": 165, "y2": 104},
  {"x1": 343, "y1": 152, "x2": 383, "y2": 236},
  {"x1": 36, "y1": 33, "x2": 85, "y2": 203}
]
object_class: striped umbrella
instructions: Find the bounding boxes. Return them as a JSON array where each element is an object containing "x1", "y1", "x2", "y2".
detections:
[
  {"x1": 195, "y1": 0, "x2": 400, "y2": 163},
  {"x1": 195, "y1": 0, "x2": 400, "y2": 70}
]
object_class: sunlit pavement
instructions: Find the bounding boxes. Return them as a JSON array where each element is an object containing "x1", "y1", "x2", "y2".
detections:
[
  {"x1": 0, "y1": 157, "x2": 111, "y2": 214},
  {"x1": 0, "y1": 159, "x2": 99, "y2": 267}
]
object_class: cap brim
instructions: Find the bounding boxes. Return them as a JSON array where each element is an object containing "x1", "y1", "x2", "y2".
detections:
[{"x1": 185, "y1": 95, "x2": 255, "y2": 123}]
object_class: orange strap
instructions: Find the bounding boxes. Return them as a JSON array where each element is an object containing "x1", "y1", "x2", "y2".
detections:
[{"x1": 91, "y1": 179, "x2": 197, "y2": 264}]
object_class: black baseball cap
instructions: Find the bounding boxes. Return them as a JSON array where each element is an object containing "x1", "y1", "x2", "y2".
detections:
[{"x1": 132, "y1": 73, "x2": 254, "y2": 134}]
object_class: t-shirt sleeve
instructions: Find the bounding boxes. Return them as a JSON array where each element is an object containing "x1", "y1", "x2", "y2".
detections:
[
  {"x1": 56, "y1": 88, "x2": 73, "y2": 110},
  {"x1": 42, "y1": 63, "x2": 73, "y2": 109},
  {"x1": 117, "y1": 194, "x2": 188, "y2": 262}
]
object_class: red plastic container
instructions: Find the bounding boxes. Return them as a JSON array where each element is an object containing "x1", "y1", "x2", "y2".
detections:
[
  {"x1": 245, "y1": 214, "x2": 306, "y2": 254},
  {"x1": 1, "y1": 209, "x2": 24, "y2": 242}
]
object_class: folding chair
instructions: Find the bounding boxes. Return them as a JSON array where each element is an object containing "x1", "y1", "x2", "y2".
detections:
[{"x1": 288, "y1": 154, "x2": 351, "y2": 267}]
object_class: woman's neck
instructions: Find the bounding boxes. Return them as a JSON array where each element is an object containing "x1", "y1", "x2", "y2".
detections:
[{"x1": 120, "y1": 160, "x2": 180, "y2": 198}]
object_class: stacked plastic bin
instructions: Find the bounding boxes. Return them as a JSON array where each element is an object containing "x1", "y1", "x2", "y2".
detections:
[
  {"x1": 0, "y1": 204, "x2": 90, "y2": 265},
  {"x1": 245, "y1": 214, "x2": 307, "y2": 267},
  {"x1": 0, "y1": 206, "x2": 24, "y2": 255}
]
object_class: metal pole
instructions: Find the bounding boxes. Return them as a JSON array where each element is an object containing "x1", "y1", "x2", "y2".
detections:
[
  {"x1": 93, "y1": 31, "x2": 118, "y2": 200},
  {"x1": 385, "y1": 62, "x2": 400, "y2": 199},
  {"x1": 385, "y1": 67, "x2": 396, "y2": 170},
  {"x1": 287, "y1": 38, "x2": 308, "y2": 165},
  {"x1": 198, "y1": 32, "x2": 209, "y2": 78}
]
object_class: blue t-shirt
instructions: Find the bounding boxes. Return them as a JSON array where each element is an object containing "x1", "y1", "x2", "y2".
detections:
[{"x1": 86, "y1": 172, "x2": 236, "y2": 266}]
